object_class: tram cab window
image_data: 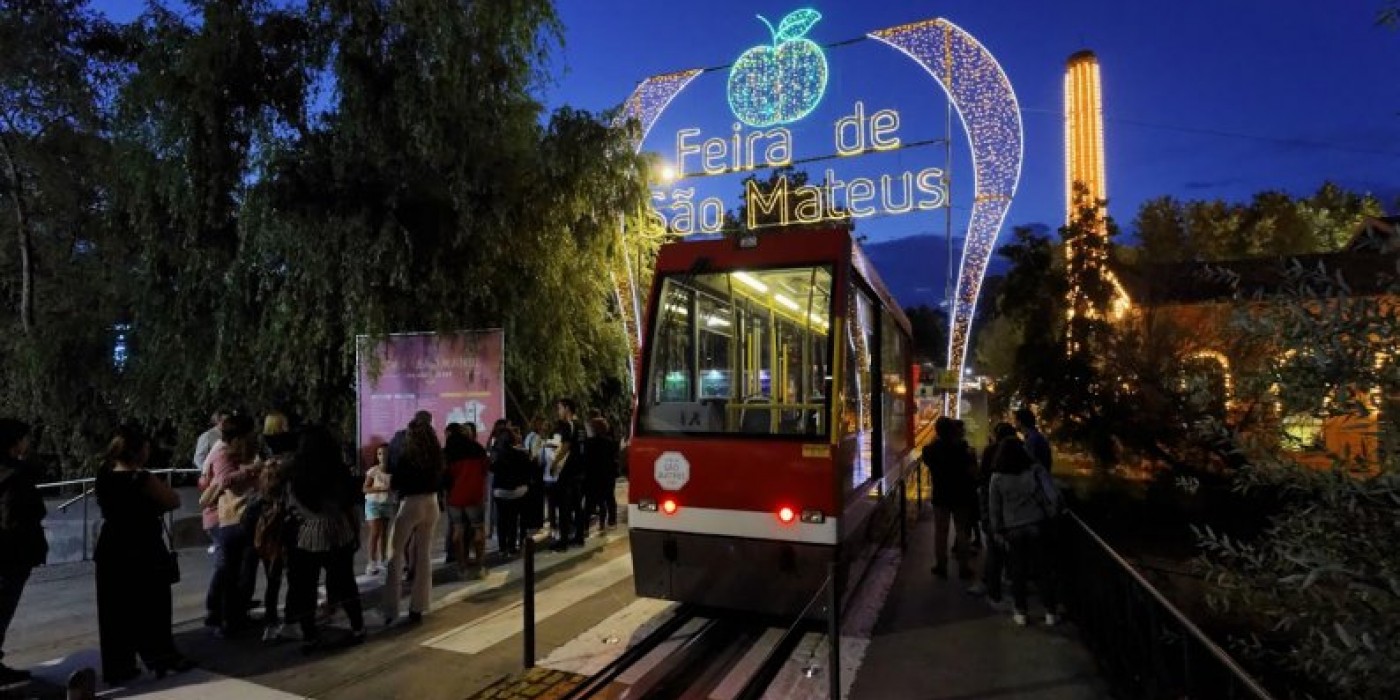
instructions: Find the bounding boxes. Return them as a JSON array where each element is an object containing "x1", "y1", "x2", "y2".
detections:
[{"x1": 640, "y1": 266, "x2": 833, "y2": 438}]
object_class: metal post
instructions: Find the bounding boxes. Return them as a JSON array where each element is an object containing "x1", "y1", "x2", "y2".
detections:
[
  {"x1": 916, "y1": 464, "x2": 923, "y2": 514},
  {"x1": 523, "y1": 535, "x2": 536, "y2": 669},
  {"x1": 899, "y1": 476, "x2": 908, "y2": 551},
  {"x1": 826, "y1": 563, "x2": 840, "y2": 700},
  {"x1": 81, "y1": 490, "x2": 89, "y2": 562}
]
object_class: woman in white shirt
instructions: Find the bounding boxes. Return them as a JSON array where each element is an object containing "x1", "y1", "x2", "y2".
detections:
[{"x1": 361, "y1": 445, "x2": 393, "y2": 576}]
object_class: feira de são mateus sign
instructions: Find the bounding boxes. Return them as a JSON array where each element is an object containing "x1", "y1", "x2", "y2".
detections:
[{"x1": 619, "y1": 8, "x2": 1024, "y2": 405}]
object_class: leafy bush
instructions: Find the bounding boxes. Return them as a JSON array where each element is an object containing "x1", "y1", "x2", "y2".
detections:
[{"x1": 1196, "y1": 260, "x2": 1400, "y2": 699}]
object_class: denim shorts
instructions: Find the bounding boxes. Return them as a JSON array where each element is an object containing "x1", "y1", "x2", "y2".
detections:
[{"x1": 364, "y1": 500, "x2": 396, "y2": 521}]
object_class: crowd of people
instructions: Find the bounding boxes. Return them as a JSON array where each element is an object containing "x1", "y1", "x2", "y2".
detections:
[
  {"x1": 921, "y1": 407, "x2": 1065, "y2": 627},
  {"x1": 0, "y1": 396, "x2": 624, "y2": 689}
]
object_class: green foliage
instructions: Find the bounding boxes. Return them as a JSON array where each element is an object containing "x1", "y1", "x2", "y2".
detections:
[
  {"x1": 1134, "y1": 183, "x2": 1382, "y2": 263},
  {"x1": 1380, "y1": 0, "x2": 1400, "y2": 27},
  {"x1": 1196, "y1": 262, "x2": 1400, "y2": 698},
  {"x1": 0, "y1": 0, "x2": 652, "y2": 474},
  {"x1": 904, "y1": 304, "x2": 947, "y2": 365}
]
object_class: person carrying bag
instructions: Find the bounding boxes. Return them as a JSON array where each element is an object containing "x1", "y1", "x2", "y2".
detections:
[{"x1": 988, "y1": 436, "x2": 1062, "y2": 628}]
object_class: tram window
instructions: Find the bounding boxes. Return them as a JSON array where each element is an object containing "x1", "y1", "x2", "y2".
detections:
[
  {"x1": 639, "y1": 266, "x2": 833, "y2": 437},
  {"x1": 650, "y1": 285, "x2": 694, "y2": 404},
  {"x1": 881, "y1": 310, "x2": 911, "y2": 467},
  {"x1": 843, "y1": 284, "x2": 877, "y2": 491}
]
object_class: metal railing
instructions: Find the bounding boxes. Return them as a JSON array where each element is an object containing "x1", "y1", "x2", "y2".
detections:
[
  {"x1": 1061, "y1": 511, "x2": 1275, "y2": 700},
  {"x1": 38, "y1": 468, "x2": 203, "y2": 561}
]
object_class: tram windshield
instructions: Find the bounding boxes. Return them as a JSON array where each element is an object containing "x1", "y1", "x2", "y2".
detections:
[{"x1": 639, "y1": 266, "x2": 834, "y2": 438}]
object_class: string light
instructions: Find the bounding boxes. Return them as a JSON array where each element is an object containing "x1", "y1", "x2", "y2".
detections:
[
  {"x1": 620, "y1": 68, "x2": 706, "y2": 143},
  {"x1": 618, "y1": 18, "x2": 1026, "y2": 415},
  {"x1": 727, "y1": 9, "x2": 830, "y2": 127},
  {"x1": 869, "y1": 19, "x2": 1024, "y2": 414},
  {"x1": 1064, "y1": 51, "x2": 1130, "y2": 340}
]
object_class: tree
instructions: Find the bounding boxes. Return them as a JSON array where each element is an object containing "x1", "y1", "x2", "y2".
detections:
[
  {"x1": 1133, "y1": 184, "x2": 1382, "y2": 264},
  {"x1": 0, "y1": 0, "x2": 652, "y2": 476},
  {"x1": 1197, "y1": 261, "x2": 1400, "y2": 698},
  {"x1": 1380, "y1": 0, "x2": 1399, "y2": 27},
  {"x1": 904, "y1": 304, "x2": 947, "y2": 365},
  {"x1": 0, "y1": 0, "x2": 130, "y2": 469}
]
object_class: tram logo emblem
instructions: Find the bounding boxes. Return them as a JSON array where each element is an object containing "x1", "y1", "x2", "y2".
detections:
[{"x1": 654, "y1": 451, "x2": 691, "y2": 491}]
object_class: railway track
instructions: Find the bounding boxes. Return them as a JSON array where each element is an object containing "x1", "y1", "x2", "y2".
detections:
[{"x1": 562, "y1": 604, "x2": 822, "y2": 700}]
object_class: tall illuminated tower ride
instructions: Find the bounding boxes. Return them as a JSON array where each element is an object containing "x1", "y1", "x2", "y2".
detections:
[
  {"x1": 1064, "y1": 49, "x2": 1128, "y2": 333},
  {"x1": 1064, "y1": 50, "x2": 1106, "y2": 223}
]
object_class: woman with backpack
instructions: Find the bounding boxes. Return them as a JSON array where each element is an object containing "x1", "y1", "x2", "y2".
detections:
[
  {"x1": 988, "y1": 436, "x2": 1062, "y2": 627},
  {"x1": 242, "y1": 456, "x2": 291, "y2": 643}
]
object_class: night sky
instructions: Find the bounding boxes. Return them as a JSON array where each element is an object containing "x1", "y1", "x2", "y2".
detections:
[{"x1": 91, "y1": 0, "x2": 1400, "y2": 247}]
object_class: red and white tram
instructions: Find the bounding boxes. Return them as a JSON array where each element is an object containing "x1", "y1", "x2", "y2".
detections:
[{"x1": 628, "y1": 227, "x2": 920, "y2": 618}]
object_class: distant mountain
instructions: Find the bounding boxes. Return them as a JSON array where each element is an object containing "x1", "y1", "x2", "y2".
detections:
[{"x1": 863, "y1": 233, "x2": 1014, "y2": 310}]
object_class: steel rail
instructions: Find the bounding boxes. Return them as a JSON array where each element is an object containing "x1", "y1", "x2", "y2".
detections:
[{"x1": 561, "y1": 605, "x2": 702, "y2": 700}]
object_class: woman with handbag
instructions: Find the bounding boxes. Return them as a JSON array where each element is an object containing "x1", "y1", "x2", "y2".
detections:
[
  {"x1": 200, "y1": 416, "x2": 260, "y2": 637},
  {"x1": 95, "y1": 425, "x2": 195, "y2": 686}
]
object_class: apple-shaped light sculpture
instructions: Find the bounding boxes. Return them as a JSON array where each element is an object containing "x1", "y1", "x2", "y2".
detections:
[{"x1": 727, "y1": 9, "x2": 829, "y2": 128}]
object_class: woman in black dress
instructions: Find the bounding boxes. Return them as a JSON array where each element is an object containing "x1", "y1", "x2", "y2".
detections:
[{"x1": 94, "y1": 425, "x2": 195, "y2": 686}]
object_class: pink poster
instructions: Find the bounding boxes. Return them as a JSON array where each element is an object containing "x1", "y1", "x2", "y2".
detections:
[{"x1": 356, "y1": 330, "x2": 505, "y2": 469}]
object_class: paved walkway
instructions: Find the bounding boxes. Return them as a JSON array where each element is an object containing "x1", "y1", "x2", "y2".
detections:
[{"x1": 850, "y1": 508, "x2": 1108, "y2": 699}]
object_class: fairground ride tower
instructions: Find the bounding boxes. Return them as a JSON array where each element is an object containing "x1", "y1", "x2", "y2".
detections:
[
  {"x1": 1064, "y1": 50, "x2": 1128, "y2": 333},
  {"x1": 1065, "y1": 50, "x2": 1107, "y2": 222}
]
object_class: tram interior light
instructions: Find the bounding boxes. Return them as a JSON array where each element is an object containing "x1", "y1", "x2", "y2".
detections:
[
  {"x1": 773, "y1": 293, "x2": 800, "y2": 311},
  {"x1": 733, "y1": 271, "x2": 768, "y2": 292}
]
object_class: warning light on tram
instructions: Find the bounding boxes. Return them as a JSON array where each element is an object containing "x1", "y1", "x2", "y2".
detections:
[
  {"x1": 777, "y1": 506, "x2": 796, "y2": 524},
  {"x1": 661, "y1": 498, "x2": 679, "y2": 515}
]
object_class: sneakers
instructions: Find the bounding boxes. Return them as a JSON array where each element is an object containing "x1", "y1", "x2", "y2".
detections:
[
  {"x1": 1044, "y1": 613, "x2": 1060, "y2": 627},
  {"x1": 406, "y1": 611, "x2": 423, "y2": 625},
  {"x1": 1012, "y1": 611, "x2": 1028, "y2": 627},
  {"x1": 262, "y1": 623, "x2": 285, "y2": 643}
]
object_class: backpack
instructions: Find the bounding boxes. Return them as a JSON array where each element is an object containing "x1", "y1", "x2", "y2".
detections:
[{"x1": 254, "y1": 496, "x2": 288, "y2": 561}]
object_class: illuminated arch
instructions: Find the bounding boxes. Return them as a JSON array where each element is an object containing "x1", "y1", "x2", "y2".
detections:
[
  {"x1": 620, "y1": 18, "x2": 1023, "y2": 415},
  {"x1": 1186, "y1": 349, "x2": 1234, "y2": 410}
]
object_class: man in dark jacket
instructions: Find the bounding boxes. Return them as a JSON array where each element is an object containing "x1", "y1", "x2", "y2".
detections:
[
  {"x1": 921, "y1": 417, "x2": 978, "y2": 580},
  {"x1": 1014, "y1": 408, "x2": 1051, "y2": 470},
  {"x1": 0, "y1": 419, "x2": 46, "y2": 684}
]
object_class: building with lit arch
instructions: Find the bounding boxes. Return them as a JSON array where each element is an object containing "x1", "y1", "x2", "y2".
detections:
[{"x1": 1116, "y1": 216, "x2": 1400, "y2": 467}]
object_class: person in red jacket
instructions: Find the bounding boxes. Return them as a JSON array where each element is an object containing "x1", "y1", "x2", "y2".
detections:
[{"x1": 445, "y1": 425, "x2": 489, "y2": 578}]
